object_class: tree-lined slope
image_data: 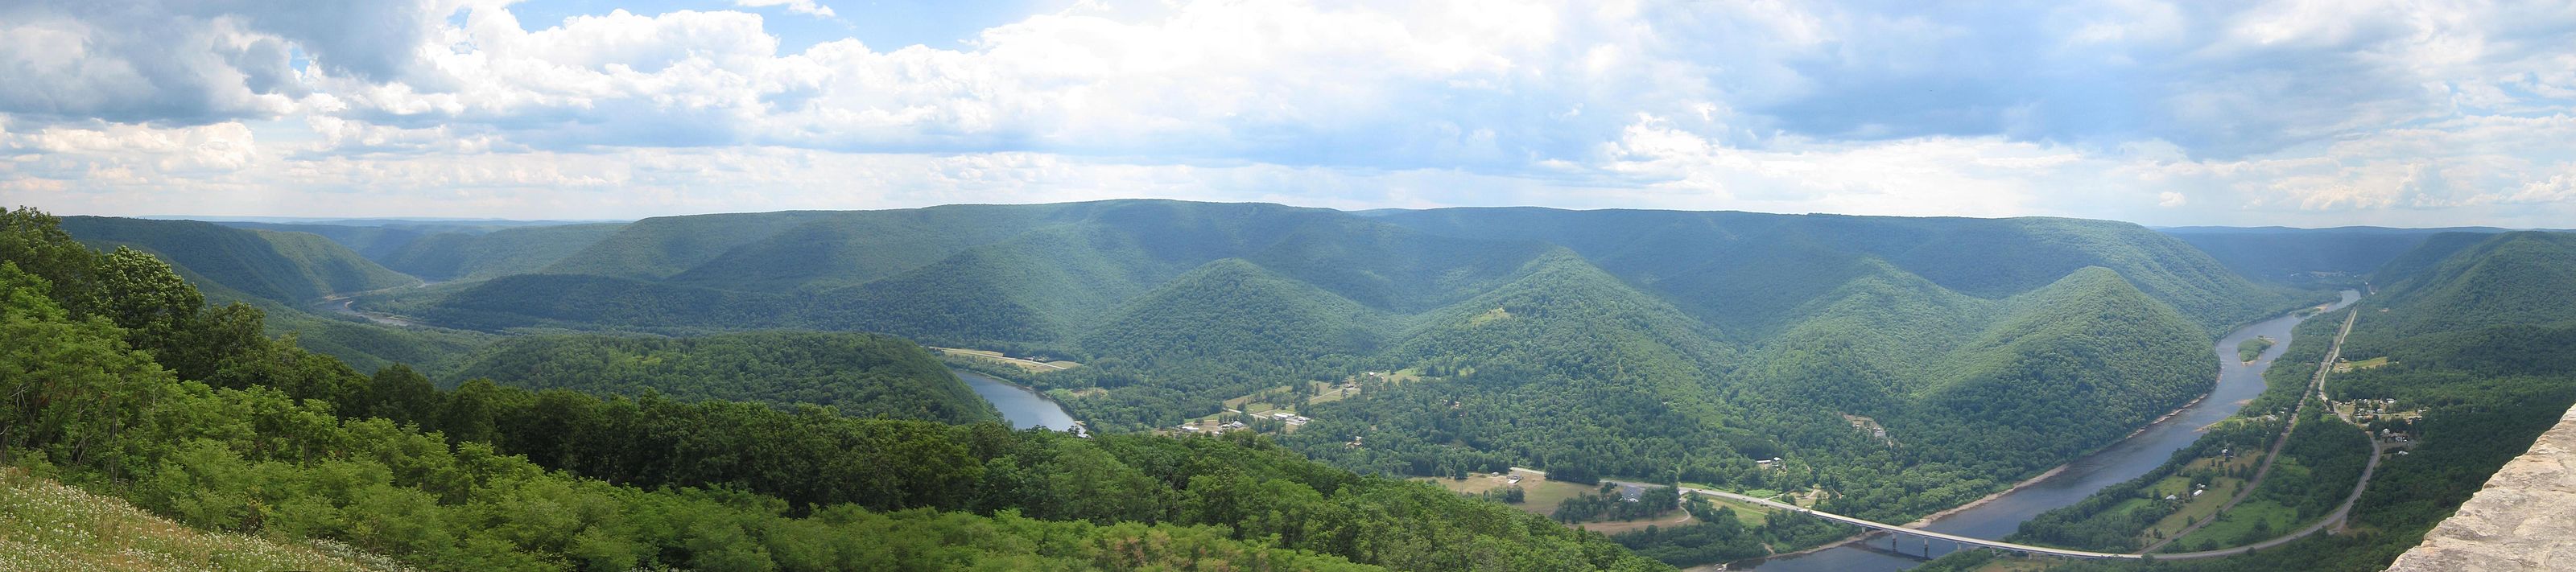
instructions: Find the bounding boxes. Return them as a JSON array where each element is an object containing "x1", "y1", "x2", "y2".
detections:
[
  {"x1": 2, "y1": 207, "x2": 1670, "y2": 572},
  {"x1": 61, "y1": 216, "x2": 417, "y2": 305},
  {"x1": 336, "y1": 201, "x2": 2322, "y2": 525},
  {"x1": 2005, "y1": 230, "x2": 2576, "y2": 571},
  {"x1": 448, "y1": 331, "x2": 1001, "y2": 424}
]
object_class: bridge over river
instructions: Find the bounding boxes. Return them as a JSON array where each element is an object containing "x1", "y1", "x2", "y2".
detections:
[{"x1": 1674, "y1": 485, "x2": 2145, "y2": 561}]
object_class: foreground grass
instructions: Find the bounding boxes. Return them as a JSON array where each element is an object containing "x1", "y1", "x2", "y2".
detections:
[{"x1": 0, "y1": 467, "x2": 404, "y2": 572}]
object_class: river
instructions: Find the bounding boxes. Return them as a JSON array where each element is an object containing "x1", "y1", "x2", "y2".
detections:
[
  {"x1": 1740, "y1": 290, "x2": 2362, "y2": 571},
  {"x1": 957, "y1": 368, "x2": 1078, "y2": 431}
]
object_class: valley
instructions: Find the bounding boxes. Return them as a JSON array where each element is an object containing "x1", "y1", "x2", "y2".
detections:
[{"x1": 10, "y1": 204, "x2": 2571, "y2": 572}]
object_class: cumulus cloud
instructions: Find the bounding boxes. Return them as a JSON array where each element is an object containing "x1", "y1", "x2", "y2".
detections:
[
  {"x1": 2, "y1": 0, "x2": 2576, "y2": 228},
  {"x1": 736, "y1": 0, "x2": 835, "y2": 19}
]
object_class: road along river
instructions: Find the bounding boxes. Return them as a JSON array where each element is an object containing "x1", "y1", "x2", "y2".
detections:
[{"x1": 1740, "y1": 290, "x2": 2360, "y2": 571}]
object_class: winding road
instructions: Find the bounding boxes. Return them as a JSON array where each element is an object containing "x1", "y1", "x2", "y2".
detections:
[
  {"x1": 2144, "y1": 308, "x2": 2368, "y2": 555},
  {"x1": 1553, "y1": 304, "x2": 2392, "y2": 564}
]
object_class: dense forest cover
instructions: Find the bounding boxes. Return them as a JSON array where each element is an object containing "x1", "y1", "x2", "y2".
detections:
[
  {"x1": 216, "y1": 220, "x2": 626, "y2": 283},
  {"x1": 2235, "y1": 336, "x2": 2273, "y2": 362},
  {"x1": 60, "y1": 216, "x2": 419, "y2": 304},
  {"x1": 1992, "y1": 231, "x2": 2576, "y2": 571},
  {"x1": 378, "y1": 224, "x2": 628, "y2": 282},
  {"x1": 66, "y1": 200, "x2": 2331, "y2": 533},
  {"x1": 1606, "y1": 498, "x2": 1854, "y2": 567},
  {"x1": 2157, "y1": 226, "x2": 2500, "y2": 288},
  {"x1": 2, "y1": 208, "x2": 1669, "y2": 571},
  {"x1": 49, "y1": 216, "x2": 504, "y2": 375},
  {"x1": 448, "y1": 331, "x2": 1000, "y2": 424}
]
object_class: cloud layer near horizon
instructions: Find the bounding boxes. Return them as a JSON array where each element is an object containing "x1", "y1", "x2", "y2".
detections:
[{"x1": 2, "y1": 0, "x2": 2573, "y2": 227}]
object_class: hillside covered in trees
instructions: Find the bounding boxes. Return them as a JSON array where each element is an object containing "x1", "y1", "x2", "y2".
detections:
[
  {"x1": 448, "y1": 331, "x2": 1001, "y2": 425},
  {"x1": 1986, "y1": 230, "x2": 2576, "y2": 571},
  {"x1": 2156, "y1": 226, "x2": 2505, "y2": 288},
  {"x1": 3, "y1": 207, "x2": 1670, "y2": 571},
  {"x1": 200, "y1": 200, "x2": 2328, "y2": 528}
]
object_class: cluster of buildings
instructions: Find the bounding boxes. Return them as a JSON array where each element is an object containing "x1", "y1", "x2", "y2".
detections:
[
  {"x1": 2161, "y1": 482, "x2": 2210, "y2": 501},
  {"x1": 1173, "y1": 409, "x2": 1314, "y2": 434}
]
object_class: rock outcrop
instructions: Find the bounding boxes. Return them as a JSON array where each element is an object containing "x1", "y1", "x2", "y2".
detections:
[{"x1": 2384, "y1": 404, "x2": 2576, "y2": 571}]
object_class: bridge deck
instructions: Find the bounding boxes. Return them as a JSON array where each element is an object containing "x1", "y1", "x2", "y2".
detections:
[{"x1": 1675, "y1": 488, "x2": 2143, "y2": 560}]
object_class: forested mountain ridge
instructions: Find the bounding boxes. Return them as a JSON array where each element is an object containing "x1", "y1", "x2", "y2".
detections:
[
  {"x1": 447, "y1": 331, "x2": 1002, "y2": 424},
  {"x1": 60, "y1": 216, "x2": 418, "y2": 305},
  {"x1": 2004, "y1": 230, "x2": 2576, "y2": 571},
  {"x1": 2156, "y1": 226, "x2": 2505, "y2": 288},
  {"x1": 220, "y1": 220, "x2": 628, "y2": 282},
  {"x1": 308, "y1": 200, "x2": 2324, "y2": 523},
  {"x1": 1367, "y1": 208, "x2": 2290, "y2": 336},
  {"x1": 1, "y1": 207, "x2": 1670, "y2": 571},
  {"x1": 2359, "y1": 231, "x2": 2576, "y2": 339},
  {"x1": 47, "y1": 202, "x2": 2326, "y2": 532}
]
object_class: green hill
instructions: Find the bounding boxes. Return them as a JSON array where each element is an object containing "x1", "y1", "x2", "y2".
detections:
[
  {"x1": 2003, "y1": 230, "x2": 2576, "y2": 570},
  {"x1": 448, "y1": 331, "x2": 999, "y2": 424},
  {"x1": 2158, "y1": 226, "x2": 2503, "y2": 287},
  {"x1": 1080, "y1": 258, "x2": 1388, "y2": 368},
  {"x1": 218, "y1": 221, "x2": 434, "y2": 260},
  {"x1": 375, "y1": 223, "x2": 625, "y2": 282},
  {"x1": 88, "y1": 201, "x2": 2341, "y2": 533},
  {"x1": 1912, "y1": 267, "x2": 2211, "y2": 473},
  {"x1": 2364, "y1": 231, "x2": 2576, "y2": 338},
  {"x1": 2, "y1": 208, "x2": 1670, "y2": 571},
  {"x1": 1372, "y1": 209, "x2": 2303, "y2": 335},
  {"x1": 375, "y1": 202, "x2": 2316, "y2": 509},
  {"x1": 61, "y1": 216, "x2": 419, "y2": 304}
]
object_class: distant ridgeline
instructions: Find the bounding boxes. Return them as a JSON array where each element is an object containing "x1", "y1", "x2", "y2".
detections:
[
  {"x1": 3, "y1": 207, "x2": 1669, "y2": 571},
  {"x1": 2156, "y1": 226, "x2": 2509, "y2": 289},
  {"x1": 89, "y1": 200, "x2": 2369, "y2": 526},
  {"x1": 1988, "y1": 230, "x2": 2576, "y2": 572}
]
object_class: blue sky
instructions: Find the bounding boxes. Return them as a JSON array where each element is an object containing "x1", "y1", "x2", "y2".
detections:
[{"x1": 2, "y1": 0, "x2": 2573, "y2": 228}]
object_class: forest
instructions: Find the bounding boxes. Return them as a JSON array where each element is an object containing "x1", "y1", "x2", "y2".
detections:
[
  {"x1": 46, "y1": 200, "x2": 2343, "y2": 537},
  {"x1": 2, "y1": 208, "x2": 1669, "y2": 571},
  {"x1": 448, "y1": 331, "x2": 999, "y2": 425},
  {"x1": 1970, "y1": 231, "x2": 2576, "y2": 571}
]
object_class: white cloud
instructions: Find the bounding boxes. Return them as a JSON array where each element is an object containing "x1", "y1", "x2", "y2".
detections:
[
  {"x1": 736, "y1": 0, "x2": 835, "y2": 19},
  {"x1": 2, "y1": 0, "x2": 2575, "y2": 229}
]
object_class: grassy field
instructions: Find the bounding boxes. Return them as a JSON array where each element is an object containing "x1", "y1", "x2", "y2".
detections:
[
  {"x1": 1419, "y1": 471, "x2": 1605, "y2": 519},
  {"x1": 2135, "y1": 453, "x2": 2261, "y2": 544},
  {"x1": 2163, "y1": 499, "x2": 2297, "y2": 553},
  {"x1": 1419, "y1": 471, "x2": 1777, "y2": 537},
  {"x1": 1699, "y1": 495, "x2": 1773, "y2": 526},
  {"x1": 1182, "y1": 369, "x2": 1437, "y2": 434},
  {"x1": 0, "y1": 468, "x2": 403, "y2": 571},
  {"x1": 929, "y1": 347, "x2": 1082, "y2": 372}
]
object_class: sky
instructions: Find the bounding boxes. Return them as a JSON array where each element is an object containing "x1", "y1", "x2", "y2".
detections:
[{"x1": 2, "y1": 0, "x2": 2574, "y2": 228}]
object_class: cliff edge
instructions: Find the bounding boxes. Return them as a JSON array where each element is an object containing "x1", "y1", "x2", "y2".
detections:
[{"x1": 2384, "y1": 404, "x2": 2576, "y2": 571}]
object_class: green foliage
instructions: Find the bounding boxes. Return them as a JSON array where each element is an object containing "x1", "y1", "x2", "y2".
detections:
[
  {"x1": 2236, "y1": 336, "x2": 2275, "y2": 362},
  {"x1": 377, "y1": 224, "x2": 625, "y2": 282},
  {"x1": 324, "y1": 201, "x2": 2326, "y2": 529},
  {"x1": 2017, "y1": 230, "x2": 2576, "y2": 571},
  {"x1": 448, "y1": 331, "x2": 997, "y2": 424},
  {"x1": 59, "y1": 216, "x2": 416, "y2": 305},
  {"x1": 2359, "y1": 231, "x2": 2576, "y2": 341},
  {"x1": 2010, "y1": 418, "x2": 2278, "y2": 551},
  {"x1": 2, "y1": 209, "x2": 1670, "y2": 571},
  {"x1": 2159, "y1": 226, "x2": 2489, "y2": 287},
  {"x1": 1606, "y1": 499, "x2": 1769, "y2": 566},
  {"x1": 1553, "y1": 484, "x2": 1680, "y2": 523}
]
